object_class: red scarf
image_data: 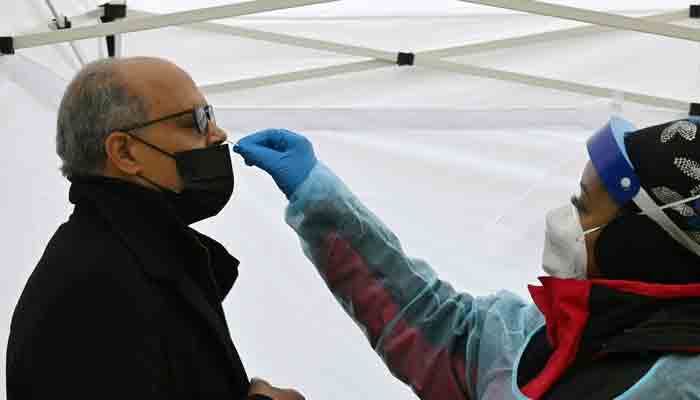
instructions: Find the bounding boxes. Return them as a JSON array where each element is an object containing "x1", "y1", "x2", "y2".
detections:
[{"x1": 522, "y1": 277, "x2": 700, "y2": 399}]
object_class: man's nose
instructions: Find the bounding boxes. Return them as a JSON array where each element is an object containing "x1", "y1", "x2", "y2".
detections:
[{"x1": 208, "y1": 125, "x2": 228, "y2": 145}]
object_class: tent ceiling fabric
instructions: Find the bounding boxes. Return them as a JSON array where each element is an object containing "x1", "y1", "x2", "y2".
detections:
[
  {"x1": 0, "y1": 1, "x2": 697, "y2": 400},
  {"x1": 2, "y1": 1, "x2": 698, "y2": 118}
]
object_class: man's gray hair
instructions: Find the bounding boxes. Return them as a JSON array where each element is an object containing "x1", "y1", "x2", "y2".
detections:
[{"x1": 56, "y1": 58, "x2": 148, "y2": 177}]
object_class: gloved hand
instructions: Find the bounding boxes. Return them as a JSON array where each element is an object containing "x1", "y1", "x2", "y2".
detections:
[{"x1": 233, "y1": 129, "x2": 318, "y2": 199}]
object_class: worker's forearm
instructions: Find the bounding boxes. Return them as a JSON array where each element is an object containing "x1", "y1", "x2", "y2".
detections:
[{"x1": 286, "y1": 163, "x2": 472, "y2": 399}]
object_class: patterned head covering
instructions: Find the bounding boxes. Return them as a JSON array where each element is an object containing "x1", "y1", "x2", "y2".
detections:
[{"x1": 625, "y1": 119, "x2": 700, "y2": 244}]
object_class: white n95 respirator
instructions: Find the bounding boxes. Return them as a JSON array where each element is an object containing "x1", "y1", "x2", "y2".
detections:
[{"x1": 542, "y1": 204, "x2": 588, "y2": 279}]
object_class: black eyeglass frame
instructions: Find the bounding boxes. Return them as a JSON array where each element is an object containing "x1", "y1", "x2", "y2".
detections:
[{"x1": 118, "y1": 104, "x2": 216, "y2": 136}]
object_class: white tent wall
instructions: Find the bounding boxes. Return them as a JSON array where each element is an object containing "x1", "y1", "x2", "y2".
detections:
[
  {"x1": 2, "y1": 1, "x2": 699, "y2": 399},
  {"x1": 0, "y1": 79, "x2": 596, "y2": 399},
  {"x1": 0, "y1": 78, "x2": 71, "y2": 400}
]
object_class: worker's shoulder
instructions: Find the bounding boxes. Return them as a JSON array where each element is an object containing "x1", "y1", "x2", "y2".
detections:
[{"x1": 476, "y1": 290, "x2": 544, "y2": 333}]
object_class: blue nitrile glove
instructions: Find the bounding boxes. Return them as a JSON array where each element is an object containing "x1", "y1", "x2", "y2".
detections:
[{"x1": 233, "y1": 129, "x2": 318, "y2": 199}]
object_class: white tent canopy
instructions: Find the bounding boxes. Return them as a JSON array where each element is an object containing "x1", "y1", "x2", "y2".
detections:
[{"x1": 2, "y1": 1, "x2": 699, "y2": 399}]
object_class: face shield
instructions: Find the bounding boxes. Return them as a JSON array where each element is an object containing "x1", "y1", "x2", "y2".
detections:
[
  {"x1": 484, "y1": 117, "x2": 700, "y2": 283},
  {"x1": 587, "y1": 117, "x2": 700, "y2": 258}
]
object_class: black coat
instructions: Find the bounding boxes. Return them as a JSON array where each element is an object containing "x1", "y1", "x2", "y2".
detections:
[{"x1": 7, "y1": 176, "x2": 251, "y2": 399}]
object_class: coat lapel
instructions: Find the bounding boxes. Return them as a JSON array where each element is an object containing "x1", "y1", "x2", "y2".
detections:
[
  {"x1": 69, "y1": 177, "x2": 244, "y2": 370},
  {"x1": 176, "y1": 275, "x2": 244, "y2": 368}
]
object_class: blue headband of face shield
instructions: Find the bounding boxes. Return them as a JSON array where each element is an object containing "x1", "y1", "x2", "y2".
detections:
[
  {"x1": 586, "y1": 117, "x2": 700, "y2": 260},
  {"x1": 586, "y1": 117, "x2": 640, "y2": 205}
]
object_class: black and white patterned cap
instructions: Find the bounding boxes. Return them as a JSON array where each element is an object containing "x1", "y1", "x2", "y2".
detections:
[{"x1": 625, "y1": 119, "x2": 700, "y2": 243}]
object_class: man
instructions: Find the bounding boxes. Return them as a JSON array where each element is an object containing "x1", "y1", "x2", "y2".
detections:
[
  {"x1": 234, "y1": 123, "x2": 700, "y2": 399},
  {"x1": 6, "y1": 57, "x2": 303, "y2": 400}
]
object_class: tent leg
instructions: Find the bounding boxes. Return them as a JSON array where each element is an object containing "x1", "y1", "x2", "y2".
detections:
[{"x1": 100, "y1": 2, "x2": 127, "y2": 58}]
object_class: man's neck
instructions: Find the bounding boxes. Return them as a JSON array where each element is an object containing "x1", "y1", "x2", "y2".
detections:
[{"x1": 101, "y1": 167, "x2": 160, "y2": 192}]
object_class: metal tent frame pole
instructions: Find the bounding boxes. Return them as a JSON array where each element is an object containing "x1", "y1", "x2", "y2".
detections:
[
  {"x1": 9, "y1": 2, "x2": 696, "y2": 51},
  {"x1": 422, "y1": 9, "x2": 687, "y2": 58},
  {"x1": 159, "y1": 9, "x2": 686, "y2": 110},
  {"x1": 458, "y1": 0, "x2": 700, "y2": 43},
  {"x1": 187, "y1": 9, "x2": 687, "y2": 101},
  {"x1": 99, "y1": 2, "x2": 128, "y2": 58},
  {"x1": 4, "y1": 2, "x2": 694, "y2": 111},
  {"x1": 200, "y1": 60, "x2": 390, "y2": 92},
  {"x1": 412, "y1": 57, "x2": 688, "y2": 110},
  {"x1": 10, "y1": 0, "x2": 340, "y2": 50},
  {"x1": 43, "y1": 0, "x2": 86, "y2": 66},
  {"x1": 202, "y1": 63, "x2": 688, "y2": 111}
]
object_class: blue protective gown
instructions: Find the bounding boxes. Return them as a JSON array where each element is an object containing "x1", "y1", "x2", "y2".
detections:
[{"x1": 285, "y1": 164, "x2": 700, "y2": 400}]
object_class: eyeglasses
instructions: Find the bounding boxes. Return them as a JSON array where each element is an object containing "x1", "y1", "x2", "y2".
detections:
[{"x1": 119, "y1": 104, "x2": 216, "y2": 136}]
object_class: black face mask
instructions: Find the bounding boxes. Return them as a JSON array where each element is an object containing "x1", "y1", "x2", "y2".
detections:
[
  {"x1": 594, "y1": 213, "x2": 700, "y2": 284},
  {"x1": 129, "y1": 134, "x2": 235, "y2": 225}
]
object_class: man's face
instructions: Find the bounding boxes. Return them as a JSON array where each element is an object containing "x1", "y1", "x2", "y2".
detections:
[{"x1": 112, "y1": 58, "x2": 227, "y2": 192}]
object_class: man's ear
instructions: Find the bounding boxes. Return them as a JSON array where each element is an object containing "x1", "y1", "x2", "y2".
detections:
[{"x1": 104, "y1": 131, "x2": 143, "y2": 176}]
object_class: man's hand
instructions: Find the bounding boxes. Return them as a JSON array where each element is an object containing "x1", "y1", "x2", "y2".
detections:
[
  {"x1": 233, "y1": 129, "x2": 318, "y2": 199},
  {"x1": 247, "y1": 378, "x2": 306, "y2": 400}
]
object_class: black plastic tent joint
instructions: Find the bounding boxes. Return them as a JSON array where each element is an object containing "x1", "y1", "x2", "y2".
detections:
[
  {"x1": 100, "y1": 3, "x2": 127, "y2": 57},
  {"x1": 0, "y1": 37, "x2": 14, "y2": 55},
  {"x1": 690, "y1": 4, "x2": 700, "y2": 18},
  {"x1": 397, "y1": 52, "x2": 415, "y2": 66}
]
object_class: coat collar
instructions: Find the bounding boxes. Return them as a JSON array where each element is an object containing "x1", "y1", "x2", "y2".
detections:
[
  {"x1": 523, "y1": 277, "x2": 700, "y2": 399},
  {"x1": 68, "y1": 175, "x2": 245, "y2": 373},
  {"x1": 69, "y1": 175, "x2": 196, "y2": 282}
]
